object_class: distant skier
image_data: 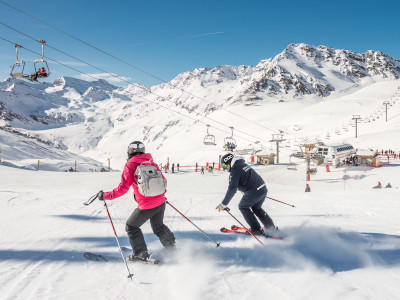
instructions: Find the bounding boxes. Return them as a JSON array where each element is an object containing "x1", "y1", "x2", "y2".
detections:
[
  {"x1": 97, "y1": 141, "x2": 175, "y2": 262},
  {"x1": 386, "y1": 183, "x2": 392, "y2": 188},
  {"x1": 171, "y1": 163, "x2": 175, "y2": 173},
  {"x1": 201, "y1": 166, "x2": 205, "y2": 174},
  {"x1": 373, "y1": 181, "x2": 382, "y2": 189},
  {"x1": 216, "y1": 153, "x2": 277, "y2": 235}
]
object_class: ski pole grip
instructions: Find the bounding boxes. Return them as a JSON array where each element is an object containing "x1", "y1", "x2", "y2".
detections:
[{"x1": 84, "y1": 193, "x2": 99, "y2": 206}]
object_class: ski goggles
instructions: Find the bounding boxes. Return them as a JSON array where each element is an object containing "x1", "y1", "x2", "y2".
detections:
[{"x1": 221, "y1": 162, "x2": 228, "y2": 170}]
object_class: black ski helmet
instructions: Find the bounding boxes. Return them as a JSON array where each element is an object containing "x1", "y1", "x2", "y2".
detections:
[
  {"x1": 127, "y1": 141, "x2": 145, "y2": 155},
  {"x1": 221, "y1": 153, "x2": 234, "y2": 166}
]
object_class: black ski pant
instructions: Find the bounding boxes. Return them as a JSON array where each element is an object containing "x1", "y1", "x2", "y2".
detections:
[
  {"x1": 125, "y1": 202, "x2": 175, "y2": 254},
  {"x1": 238, "y1": 197, "x2": 275, "y2": 232}
]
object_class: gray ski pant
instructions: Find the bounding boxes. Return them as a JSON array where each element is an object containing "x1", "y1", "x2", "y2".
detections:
[{"x1": 125, "y1": 202, "x2": 175, "y2": 254}]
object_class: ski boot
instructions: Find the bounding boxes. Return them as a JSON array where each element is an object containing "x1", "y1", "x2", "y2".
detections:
[
  {"x1": 249, "y1": 228, "x2": 265, "y2": 236},
  {"x1": 128, "y1": 251, "x2": 149, "y2": 262}
]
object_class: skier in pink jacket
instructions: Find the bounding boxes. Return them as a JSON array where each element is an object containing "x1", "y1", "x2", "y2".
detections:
[{"x1": 98, "y1": 141, "x2": 175, "y2": 262}]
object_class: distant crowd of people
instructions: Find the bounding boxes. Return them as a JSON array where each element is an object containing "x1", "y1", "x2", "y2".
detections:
[
  {"x1": 159, "y1": 161, "x2": 220, "y2": 174},
  {"x1": 344, "y1": 155, "x2": 358, "y2": 166},
  {"x1": 377, "y1": 149, "x2": 398, "y2": 159},
  {"x1": 160, "y1": 162, "x2": 180, "y2": 173}
]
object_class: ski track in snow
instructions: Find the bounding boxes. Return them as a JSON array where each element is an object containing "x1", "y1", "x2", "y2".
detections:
[{"x1": 1, "y1": 161, "x2": 400, "y2": 299}]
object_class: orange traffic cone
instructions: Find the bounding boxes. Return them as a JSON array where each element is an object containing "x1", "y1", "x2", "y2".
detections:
[
  {"x1": 305, "y1": 184, "x2": 311, "y2": 192},
  {"x1": 326, "y1": 165, "x2": 330, "y2": 172}
]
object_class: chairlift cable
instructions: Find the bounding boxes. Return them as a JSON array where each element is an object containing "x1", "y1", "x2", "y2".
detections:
[
  {"x1": 0, "y1": 41, "x2": 291, "y2": 155},
  {"x1": 0, "y1": 34, "x2": 269, "y2": 147},
  {"x1": 0, "y1": 2, "x2": 354, "y2": 155},
  {"x1": 0, "y1": 0, "x2": 279, "y2": 135},
  {"x1": 0, "y1": 22, "x2": 281, "y2": 147},
  {"x1": 0, "y1": 21, "x2": 272, "y2": 143}
]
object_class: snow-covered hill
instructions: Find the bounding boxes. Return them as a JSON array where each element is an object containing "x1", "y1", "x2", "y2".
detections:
[{"x1": 1, "y1": 43, "x2": 400, "y2": 170}]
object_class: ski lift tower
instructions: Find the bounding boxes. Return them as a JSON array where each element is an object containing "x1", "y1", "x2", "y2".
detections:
[
  {"x1": 269, "y1": 134, "x2": 286, "y2": 164},
  {"x1": 383, "y1": 101, "x2": 390, "y2": 122},
  {"x1": 352, "y1": 115, "x2": 361, "y2": 138}
]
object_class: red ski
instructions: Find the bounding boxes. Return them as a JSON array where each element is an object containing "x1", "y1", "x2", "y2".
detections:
[{"x1": 220, "y1": 225, "x2": 283, "y2": 240}]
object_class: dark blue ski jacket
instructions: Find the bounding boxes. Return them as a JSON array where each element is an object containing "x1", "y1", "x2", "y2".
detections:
[{"x1": 222, "y1": 157, "x2": 268, "y2": 207}]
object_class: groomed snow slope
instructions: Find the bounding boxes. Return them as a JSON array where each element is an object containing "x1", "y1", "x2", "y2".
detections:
[{"x1": 1, "y1": 158, "x2": 399, "y2": 300}]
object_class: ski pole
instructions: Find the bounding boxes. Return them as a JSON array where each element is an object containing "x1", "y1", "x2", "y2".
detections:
[
  {"x1": 102, "y1": 200, "x2": 134, "y2": 280},
  {"x1": 267, "y1": 196, "x2": 295, "y2": 208},
  {"x1": 166, "y1": 200, "x2": 221, "y2": 248},
  {"x1": 223, "y1": 207, "x2": 264, "y2": 246},
  {"x1": 84, "y1": 194, "x2": 133, "y2": 280}
]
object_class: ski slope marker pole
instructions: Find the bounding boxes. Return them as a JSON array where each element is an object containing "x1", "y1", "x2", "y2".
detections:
[
  {"x1": 166, "y1": 200, "x2": 221, "y2": 248},
  {"x1": 224, "y1": 208, "x2": 264, "y2": 246},
  {"x1": 102, "y1": 200, "x2": 134, "y2": 280},
  {"x1": 267, "y1": 196, "x2": 295, "y2": 208}
]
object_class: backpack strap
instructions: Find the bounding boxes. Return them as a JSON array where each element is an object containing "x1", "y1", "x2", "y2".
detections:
[
  {"x1": 138, "y1": 158, "x2": 153, "y2": 166},
  {"x1": 133, "y1": 159, "x2": 154, "y2": 187}
]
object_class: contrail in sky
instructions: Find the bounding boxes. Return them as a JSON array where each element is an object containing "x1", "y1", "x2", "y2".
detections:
[{"x1": 111, "y1": 31, "x2": 224, "y2": 50}]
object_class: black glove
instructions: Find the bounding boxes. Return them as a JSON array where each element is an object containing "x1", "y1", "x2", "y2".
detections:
[{"x1": 98, "y1": 190, "x2": 104, "y2": 200}]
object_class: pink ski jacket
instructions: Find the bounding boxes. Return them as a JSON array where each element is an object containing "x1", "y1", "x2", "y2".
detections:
[{"x1": 102, "y1": 153, "x2": 166, "y2": 210}]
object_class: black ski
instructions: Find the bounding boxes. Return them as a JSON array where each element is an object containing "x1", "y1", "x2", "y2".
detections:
[{"x1": 84, "y1": 251, "x2": 160, "y2": 264}]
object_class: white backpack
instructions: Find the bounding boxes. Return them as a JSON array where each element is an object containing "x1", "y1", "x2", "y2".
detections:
[{"x1": 134, "y1": 160, "x2": 167, "y2": 197}]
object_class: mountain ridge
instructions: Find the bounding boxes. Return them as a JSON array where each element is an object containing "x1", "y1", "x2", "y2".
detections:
[{"x1": 1, "y1": 43, "x2": 400, "y2": 169}]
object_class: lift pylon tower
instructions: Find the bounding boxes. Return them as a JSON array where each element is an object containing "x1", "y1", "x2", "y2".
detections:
[
  {"x1": 269, "y1": 134, "x2": 286, "y2": 164},
  {"x1": 352, "y1": 115, "x2": 361, "y2": 138},
  {"x1": 383, "y1": 101, "x2": 390, "y2": 122}
]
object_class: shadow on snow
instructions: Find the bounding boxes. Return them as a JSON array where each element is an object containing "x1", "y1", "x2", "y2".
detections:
[{"x1": 1, "y1": 226, "x2": 400, "y2": 273}]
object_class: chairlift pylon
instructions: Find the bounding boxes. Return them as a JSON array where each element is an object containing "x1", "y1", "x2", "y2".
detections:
[{"x1": 203, "y1": 125, "x2": 216, "y2": 146}]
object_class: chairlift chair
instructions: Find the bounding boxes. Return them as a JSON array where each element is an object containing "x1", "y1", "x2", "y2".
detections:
[
  {"x1": 224, "y1": 126, "x2": 237, "y2": 149},
  {"x1": 34, "y1": 40, "x2": 50, "y2": 78},
  {"x1": 287, "y1": 155, "x2": 297, "y2": 170},
  {"x1": 203, "y1": 125, "x2": 216, "y2": 146},
  {"x1": 10, "y1": 44, "x2": 28, "y2": 79}
]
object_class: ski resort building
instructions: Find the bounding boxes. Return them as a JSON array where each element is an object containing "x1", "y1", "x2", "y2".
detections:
[
  {"x1": 313, "y1": 144, "x2": 356, "y2": 168},
  {"x1": 355, "y1": 149, "x2": 381, "y2": 167}
]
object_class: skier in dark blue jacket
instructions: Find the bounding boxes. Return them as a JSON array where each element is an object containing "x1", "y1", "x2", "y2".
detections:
[{"x1": 216, "y1": 153, "x2": 277, "y2": 235}]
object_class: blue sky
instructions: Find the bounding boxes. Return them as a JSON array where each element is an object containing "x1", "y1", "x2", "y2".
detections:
[{"x1": 0, "y1": 0, "x2": 399, "y2": 87}]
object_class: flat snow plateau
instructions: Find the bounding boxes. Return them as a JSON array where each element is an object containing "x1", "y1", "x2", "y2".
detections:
[{"x1": 1, "y1": 158, "x2": 399, "y2": 300}]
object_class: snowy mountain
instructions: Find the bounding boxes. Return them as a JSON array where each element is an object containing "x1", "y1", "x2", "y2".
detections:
[
  {"x1": 239, "y1": 43, "x2": 400, "y2": 100},
  {"x1": 1, "y1": 43, "x2": 400, "y2": 170}
]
